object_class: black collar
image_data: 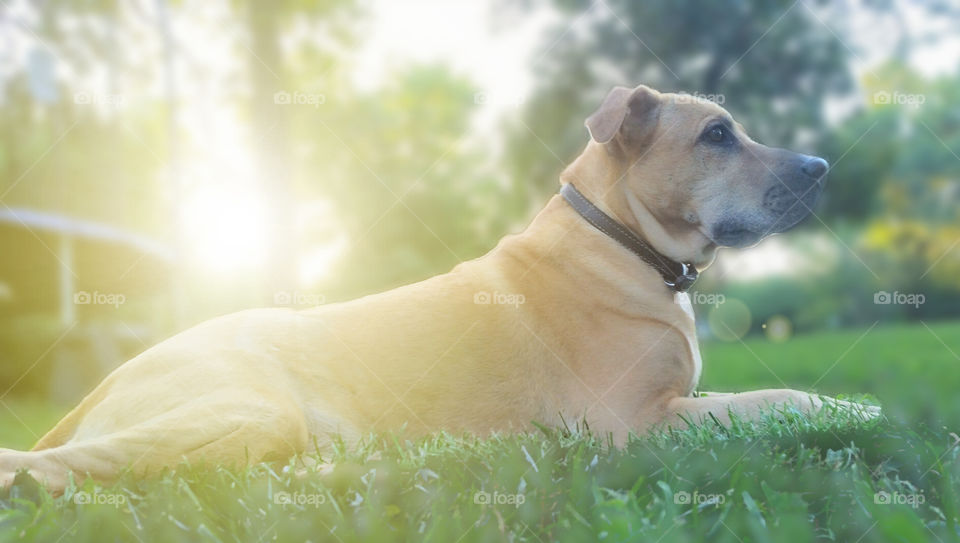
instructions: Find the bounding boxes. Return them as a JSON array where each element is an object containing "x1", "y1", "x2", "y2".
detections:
[{"x1": 560, "y1": 183, "x2": 698, "y2": 292}]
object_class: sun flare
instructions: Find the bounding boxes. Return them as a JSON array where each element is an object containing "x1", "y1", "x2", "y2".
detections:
[{"x1": 180, "y1": 184, "x2": 268, "y2": 274}]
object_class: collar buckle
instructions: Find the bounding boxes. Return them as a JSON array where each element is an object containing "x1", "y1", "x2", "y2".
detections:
[{"x1": 664, "y1": 263, "x2": 698, "y2": 292}]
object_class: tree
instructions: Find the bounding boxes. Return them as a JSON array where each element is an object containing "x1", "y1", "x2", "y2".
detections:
[
  {"x1": 240, "y1": 0, "x2": 358, "y2": 301},
  {"x1": 290, "y1": 65, "x2": 508, "y2": 300}
]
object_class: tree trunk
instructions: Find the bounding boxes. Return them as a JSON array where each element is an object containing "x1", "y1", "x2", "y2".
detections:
[{"x1": 247, "y1": 1, "x2": 296, "y2": 302}]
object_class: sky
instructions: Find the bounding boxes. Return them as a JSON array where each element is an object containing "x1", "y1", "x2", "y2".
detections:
[{"x1": 350, "y1": 0, "x2": 557, "y2": 135}]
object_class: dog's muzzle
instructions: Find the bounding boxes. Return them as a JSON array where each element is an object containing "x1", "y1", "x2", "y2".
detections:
[{"x1": 763, "y1": 156, "x2": 827, "y2": 233}]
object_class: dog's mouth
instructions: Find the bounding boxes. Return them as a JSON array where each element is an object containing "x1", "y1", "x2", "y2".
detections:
[
  {"x1": 763, "y1": 178, "x2": 824, "y2": 233},
  {"x1": 708, "y1": 220, "x2": 762, "y2": 248},
  {"x1": 705, "y1": 176, "x2": 824, "y2": 248}
]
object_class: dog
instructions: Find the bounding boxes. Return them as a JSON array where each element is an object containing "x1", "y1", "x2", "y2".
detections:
[{"x1": 1, "y1": 84, "x2": 879, "y2": 492}]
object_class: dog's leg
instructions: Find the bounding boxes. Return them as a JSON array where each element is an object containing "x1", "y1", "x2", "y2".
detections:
[
  {"x1": 663, "y1": 389, "x2": 880, "y2": 428},
  {"x1": 0, "y1": 448, "x2": 19, "y2": 487},
  {"x1": 1, "y1": 399, "x2": 311, "y2": 493}
]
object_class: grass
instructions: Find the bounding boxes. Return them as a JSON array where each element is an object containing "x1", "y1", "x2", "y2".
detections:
[
  {"x1": 0, "y1": 398, "x2": 67, "y2": 452},
  {"x1": 2, "y1": 320, "x2": 960, "y2": 542}
]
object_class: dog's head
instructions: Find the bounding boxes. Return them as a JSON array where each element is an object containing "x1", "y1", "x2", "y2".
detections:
[{"x1": 580, "y1": 85, "x2": 827, "y2": 262}]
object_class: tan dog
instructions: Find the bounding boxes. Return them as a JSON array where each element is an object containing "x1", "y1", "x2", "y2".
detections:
[{"x1": 1, "y1": 85, "x2": 878, "y2": 491}]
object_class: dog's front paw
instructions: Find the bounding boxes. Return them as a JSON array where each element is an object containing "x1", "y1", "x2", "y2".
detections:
[{"x1": 820, "y1": 396, "x2": 882, "y2": 420}]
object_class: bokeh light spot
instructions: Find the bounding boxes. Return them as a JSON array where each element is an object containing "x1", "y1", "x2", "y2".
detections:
[{"x1": 708, "y1": 298, "x2": 752, "y2": 341}]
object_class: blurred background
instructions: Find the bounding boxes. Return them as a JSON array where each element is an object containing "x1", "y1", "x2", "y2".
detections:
[{"x1": 1, "y1": 0, "x2": 959, "y2": 445}]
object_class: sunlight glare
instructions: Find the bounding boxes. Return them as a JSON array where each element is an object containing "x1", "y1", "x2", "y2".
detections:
[{"x1": 180, "y1": 184, "x2": 268, "y2": 274}]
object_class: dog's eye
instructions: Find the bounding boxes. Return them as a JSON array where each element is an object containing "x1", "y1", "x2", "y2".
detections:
[{"x1": 707, "y1": 125, "x2": 727, "y2": 143}]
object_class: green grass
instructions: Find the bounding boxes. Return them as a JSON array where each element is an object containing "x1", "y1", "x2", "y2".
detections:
[
  {"x1": 2, "y1": 320, "x2": 960, "y2": 542},
  {"x1": 0, "y1": 398, "x2": 66, "y2": 451}
]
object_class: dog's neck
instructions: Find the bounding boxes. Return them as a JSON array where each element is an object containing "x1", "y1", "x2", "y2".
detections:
[
  {"x1": 559, "y1": 142, "x2": 719, "y2": 268},
  {"x1": 499, "y1": 195, "x2": 674, "y2": 305}
]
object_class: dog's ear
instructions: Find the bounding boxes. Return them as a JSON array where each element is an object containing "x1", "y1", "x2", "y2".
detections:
[{"x1": 585, "y1": 85, "x2": 661, "y2": 147}]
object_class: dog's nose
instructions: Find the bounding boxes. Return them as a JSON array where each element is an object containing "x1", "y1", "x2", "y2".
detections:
[{"x1": 801, "y1": 157, "x2": 828, "y2": 178}]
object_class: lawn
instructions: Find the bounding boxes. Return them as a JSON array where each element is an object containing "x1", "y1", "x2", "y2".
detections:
[{"x1": 1, "y1": 320, "x2": 959, "y2": 542}]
